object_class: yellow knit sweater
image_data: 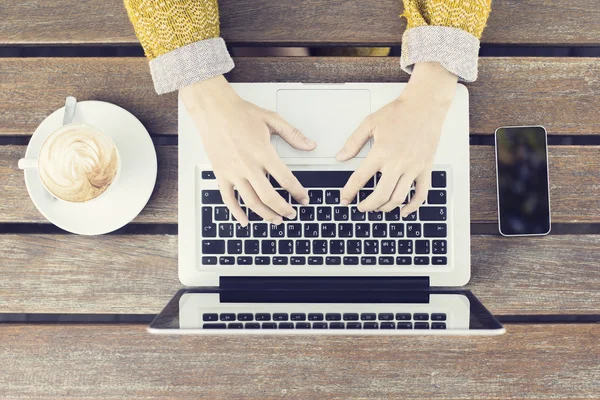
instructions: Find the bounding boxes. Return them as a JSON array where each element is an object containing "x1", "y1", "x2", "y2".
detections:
[{"x1": 124, "y1": 0, "x2": 491, "y2": 60}]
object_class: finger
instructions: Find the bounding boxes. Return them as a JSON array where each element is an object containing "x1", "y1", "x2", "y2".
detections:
[
  {"x1": 219, "y1": 180, "x2": 249, "y2": 227},
  {"x1": 401, "y1": 171, "x2": 431, "y2": 217},
  {"x1": 340, "y1": 157, "x2": 379, "y2": 205},
  {"x1": 266, "y1": 154, "x2": 309, "y2": 206},
  {"x1": 336, "y1": 117, "x2": 373, "y2": 161},
  {"x1": 358, "y1": 170, "x2": 401, "y2": 212},
  {"x1": 235, "y1": 179, "x2": 283, "y2": 225},
  {"x1": 378, "y1": 174, "x2": 414, "y2": 213},
  {"x1": 264, "y1": 112, "x2": 316, "y2": 151},
  {"x1": 248, "y1": 173, "x2": 296, "y2": 220}
]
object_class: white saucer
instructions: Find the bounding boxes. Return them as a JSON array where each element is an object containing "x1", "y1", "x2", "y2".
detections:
[{"x1": 23, "y1": 101, "x2": 157, "y2": 235}]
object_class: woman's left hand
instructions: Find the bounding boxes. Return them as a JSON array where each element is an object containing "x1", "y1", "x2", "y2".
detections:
[{"x1": 337, "y1": 62, "x2": 458, "y2": 217}]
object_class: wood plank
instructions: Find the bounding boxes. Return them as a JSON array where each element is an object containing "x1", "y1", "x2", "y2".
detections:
[
  {"x1": 1, "y1": 234, "x2": 598, "y2": 314},
  {"x1": 1, "y1": 57, "x2": 599, "y2": 136},
  {"x1": 1, "y1": 1, "x2": 599, "y2": 45},
  {"x1": 2, "y1": 145, "x2": 599, "y2": 224},
  {"x1": 0, "y1": 324, "x2": 598, "y2": 399}
]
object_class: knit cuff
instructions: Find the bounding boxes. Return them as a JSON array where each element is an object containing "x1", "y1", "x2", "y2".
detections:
[
  {"x1": 149, "y1": 37, "x2": 235, "y2": 95},
  {"x1": 401, "y1": 26, "x2": 481, "y2": 82}
]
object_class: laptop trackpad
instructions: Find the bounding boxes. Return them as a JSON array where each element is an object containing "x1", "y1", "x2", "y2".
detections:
[{"x1": 275, "y1": 89, "x2": 371, "y2": 159}]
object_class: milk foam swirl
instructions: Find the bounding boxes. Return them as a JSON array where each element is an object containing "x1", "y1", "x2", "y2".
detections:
[{"x1": 38, "y1": 125, "x2": 118, "y2": 202}]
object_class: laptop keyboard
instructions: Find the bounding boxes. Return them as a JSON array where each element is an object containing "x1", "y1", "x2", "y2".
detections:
[
  {"x1": 201, "y1": 311, "x2": 447, "y2": 330},
  {"x1": 199, "y1": 169, "x2": 449, "y2": 267}
]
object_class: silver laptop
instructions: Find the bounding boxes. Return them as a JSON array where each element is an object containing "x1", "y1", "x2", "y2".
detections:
[{"x1": 149, "y1": 83, "x2": 504, "y2": 335}]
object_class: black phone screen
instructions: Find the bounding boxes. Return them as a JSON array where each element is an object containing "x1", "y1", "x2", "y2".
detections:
[{"x1": 495, "y1": 126, "x2": 551, "y2": 236}]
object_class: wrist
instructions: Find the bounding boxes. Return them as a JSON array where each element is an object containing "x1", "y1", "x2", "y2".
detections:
[
  {"x1": 404, "y1": 62, "x2": 458, "y2": 106},
  {"x1": 180, "y1": 75, "x2": 239, "y2": 111}
]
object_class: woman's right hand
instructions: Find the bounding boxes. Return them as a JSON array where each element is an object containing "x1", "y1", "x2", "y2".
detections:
[{"x1": 181, "y1": 75, "x2": 316, "y2": 227}]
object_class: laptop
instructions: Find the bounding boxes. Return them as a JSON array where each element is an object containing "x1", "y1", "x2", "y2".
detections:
[{"x1": 148, "y1": 83, "x2": 505, "y2": 335}]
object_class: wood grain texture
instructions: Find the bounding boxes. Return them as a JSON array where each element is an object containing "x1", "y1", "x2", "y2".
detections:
[
  {"x1": 1, "y1": 234, "x2": 598, "y2": 314},
  {"x1": 0, "y1": 324, "x2": 598, "y2": 399},
  {"x1": 2, "y1": 145, "x2": 599, "y2": 224},
  {"x1": 1, "y1": 57, "x2": 599, "y2": 136},
  {"x1": 1, "y1": 0, "x2": 600, "y2": 45}
]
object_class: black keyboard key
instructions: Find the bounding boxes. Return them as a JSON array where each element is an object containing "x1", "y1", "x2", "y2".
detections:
[
  {"x1": 295, "y1": 240, "x2": 310, "y2": 254},
  {"x1": 330, "y1": 240, "x2": 345, "y2": 254},
  {"x1": 279, "y1": 323, "x2": 294, "y2": 329},
  {"x1": 431, "y1": 171, "x2": 447, "y2": 188},
  {"x1": 372, "y1": 223, "x2": 387, "y2": 237},
  {"x1": 238, "y1": 313, "x2": 253, "y2": 321},
  {"x1": 317, "y1": 206, "x2": 332, "y2": 221},
  {"x1": 308, "y1": 313, "x2": 324, "y2": 321},
  {"x1": 415, "y1": 322, "x2": 429, "y2": 329},
  {"x1": 236, "y1": 224, "x2": 250, "y2": 238},
  {"x1": 414, "y1": 256, "x2": 430, "y2": 265},
  {"x1": 347, "y1": 240, "x2": 362, "y2": 254},
  {"x1": 313, "y1": 240, "x2": 327, "y2": 254},
  {"x1": 214, "y1": 206, "x2": 229, "y2": 221},
  {"x1": 389, "y1": 223, "x2": 404, "y2": 238},
  {"x1": 325, "y1": 190, "x2": 340, "y2": 204},
  {"x1": 256, "y1": 313, "x2": 271, "y2": 321},
  {"x1": 385, "y1": 208, "x2": 400, "y2": 221},
  {"x1": 347, "y1": 322, "x2": 362, "y2": 329},
  {"x1": 396, "y1": 313, "x2": 411, "y2": 321},
  {"x1": 403, "y1": 211, "x2": 417, "y2": 221},
  {"x1": 428, "y1": 190, "x2": 447, "y2": 204},
  {"x1": 287, "y1": 223, "x2": 302, "y2": 237},
  {"x1": 432, "y1": 240, "x2": 447, "y2": 254},
  {"x1": 432, "y1": 257, "x2": 447, "y2": 265},
  {"x1": 361, "y1": 313, "x2": 376, "y2": 321},
  {"x1": 355, "y1": 223, "x2": 370, "y2": 237},
  {"x1": 378, "y1": 313, "x2": 394, "y2": 321},
  {"x1": 381, "y1": 240, "x2": 396, "y2": 254},
  {"x1": 343, "y1": 313, "x2": 359, "y2": 321},
  {"x1": 424, "y1": 223, "x2": 447, "y2": 238},
  {"x1": 202, "y1": 240, "x2": 225, "y2": 254},
  {"x1": 273, "y1": 256, "x2": 288, "y2": 265},
  {"x1": 291, "y1": 313, "x2": 306, "y2": 321},
  {"x1": 321, "y1": 223, "x2": 337, "y2": 238},
  {"x1": 396, "y1": 256, "x2": 412, "y2": 265},
  {"x1": 420, "y1": 207, "x2": 447, "y2": 221},
  {"x1": 308, "y1": 190, "x2": 323, "y2": 204},
  {"x1": 220, "y1": 313, "x2": 236, "y2": 321},
  {"x1": 278, "y1": 240, "x2": 293, "y2": 254},
  {"x1": 364, "y1": 240, "x2": 379, "y2": 254},
  {"x1": 330, "y1": 322, "x2": 345, "y2": 329},
  {"x1": 203, "y1": 323, "x2": 226, "y2": 329},
  {"x1": 262, "y1": 323, "x2": 277, "y2": 329},
  {"x1": 228, "y1": 323, "x2": 243, "y2": 329},
  {"x1": 286, "y1": 171, "x2": 366, "y2": 188},
  {"x1": 361, "y1": 256, "x2": 376, "y2": 265},
  {"x1": 304, "y1": 223, "x2": 319, "y2": 238},
  {"x1": 308, "y1": 256, "x2": 324, "y2": 265},
  {"x1": 273, "y1": 313, "x2": 288, "y2": 321},
  {"x1": 276, "y1": 189, "x2": 289, "y2": 202},
  {"x1": 201, "y1": 190, "x2": 223, "y2": 204},
  {"x1": 203, "y1": 313, "x2": 218, "y2": 321},
  {"x1": 270, "y1": 224, "x2": 285, "y2": 238},
  {"x1": 261, "y1": 240, "x2": 276, "y2": 255},
  {"x1": 202, "y1": 206, "x2": 213, "y2": 224},
  {"x1": 432, "y1": 313, "x2": 447, "y2": 321},
  {"x1": 291, "y1": 256, "x2": 306, "y2": 265},
  {"x1": 227, "y1": 240, "x2": 242, "y2": 254},
  {"x1": 255, "y1": 256, "x2": 270, "y2": 265},
  {"x1": 397, "y1": 322, "x2": 413, "y2": 329},
  {"x1": 406, "y1": 223, "x2": 421, "y2": 238},
  {"x1": 343, "y1": 256, "x2": 359, "y2": 265},
  {"x1": 414, "y1": 313, "x2": 429, "y2": 320},
  {"x1": 359, "y1": 189, "x2": 373, "y2": 202},
  {"x1": 368, "y1": 211, "x2": 383, "y2": 222},
  {"x1": 416, "y1": 240, "x2": 430, "y2": 254},
  {"x1": 364, "y1": 322, "x2": 379, "y2": 329},
  {"x1": 379, "y1": 256, "x2": 394, "y2": 265},
  {"x1": 432, "y1": 322, "x2": 447, "y2": 330},
  {"x1": 326, "y1": 313, "x2": 341, "y2": 321},
  {"x1": 202, "y1": 256, "x2": 217, "y2": 265},
  {"x1": 202, "y1": 223, "x2": 217, "y2": 238},
  {"x1": 219, "y1": 256, "x2": 235, "y2": 265},
  {"x1": 326, "y1": 256, "x2": 341, "y2": 265},
  {"x1": 351, "y1": 207, "x2": 366, "y2": 221},
  {"x1": 245, "y1": 240, "x2": 259, "y2": 254},
  {"x1": 201, "y1": 170, "x2": 215, "y2": 179},
  {"x1": 397, "y1": 240, "x2": 413, "y2": 254},
  {"x1": 237, "y1": 256, "x2": 252, "y2": 265},
  {"x1": 299, "y1": 206, "x2": 315, "y2": 221},
  {"x1": 253, "y1": 223, "x2": 268, "y2": 238},
  {"x1": 219, "y1": 224, "x2": 234, "y2": 238},
  {"x1": 334, "y1": 207, "x2": 349, "y2": 221},
  {"x1": 248, "y1": 209, "x2": 261, "y2": 221},
  {"x1": 381, "y1": 322, "x2": 396, "y2": 329},
  {"x1": 312, "y1": 322, "x2": 327, "y2": 329},
  {"x1": 245, "y1": 323, "x2": 260, "y2": 329},
  {"x1": 296, "y1": 323, "x2": 311, "y2": 329},
  {"x1": 338, "y1": 223, "x2": 353, "y2": 238},
  {"x1": 284, "y1": 206, "x2": 298, "y2": 222}
]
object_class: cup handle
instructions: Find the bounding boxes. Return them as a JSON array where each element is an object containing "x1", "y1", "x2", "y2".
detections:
[{"x1": 18, "y1": 158, "x2": 38, "y2": 170}]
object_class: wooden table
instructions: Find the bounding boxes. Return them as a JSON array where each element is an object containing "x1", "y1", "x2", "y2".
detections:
[{"x1": 1, "y1": 1, "x2": 599, "y2": 398}]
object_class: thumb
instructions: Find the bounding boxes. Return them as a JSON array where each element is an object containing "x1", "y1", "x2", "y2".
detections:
[
  {"x1": 336, "y1": 117, "x2": 373, "y2": 161},
  {"x1": 264, "y1": 112, "x2": 316, "y2": 151}
]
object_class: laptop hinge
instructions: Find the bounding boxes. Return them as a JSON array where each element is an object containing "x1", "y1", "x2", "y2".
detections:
[{"x1": 220, "y1": 276, "x2": 430, "y2": 291}]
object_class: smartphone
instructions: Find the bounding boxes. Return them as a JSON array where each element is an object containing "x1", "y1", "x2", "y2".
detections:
[{"x1": 494, "y1": 126, "x2": 551, "y2": 236}]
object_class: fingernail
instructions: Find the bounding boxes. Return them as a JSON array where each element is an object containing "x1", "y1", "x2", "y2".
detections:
[
  {"x1": 300, "y1": 197, "x2": 309, "y2": 205},
  {"x1": 340, "y1": 199, "x2": 349, "y2": 206},
  {"x1": 272, "y1": 217, "x2": 283, "y2": 225},
  {"x1": 286, "y1": 212, "x2": 296, "y2": 219},
  {"x1": 305, "y1": 138, "x2": 316, "y2": 148}
]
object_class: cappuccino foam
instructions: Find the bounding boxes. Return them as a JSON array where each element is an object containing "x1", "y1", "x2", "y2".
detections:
[{"x1": 38, "y1": 124, "x2": 119, "y2": 202}]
